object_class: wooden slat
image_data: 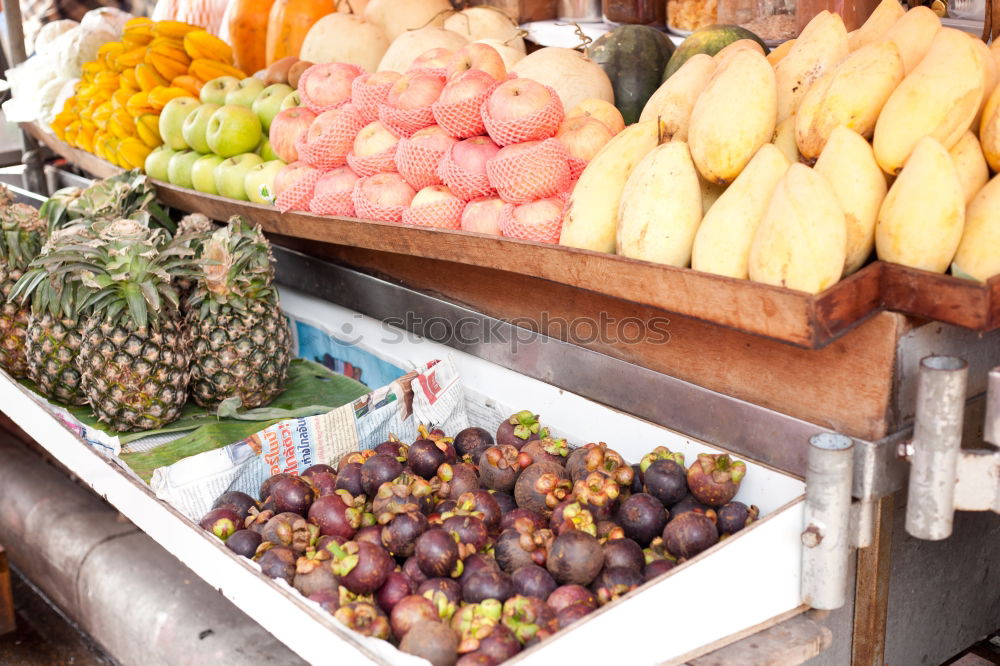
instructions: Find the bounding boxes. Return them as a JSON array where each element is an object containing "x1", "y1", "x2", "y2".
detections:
[
  {"x1": 852, "y1": 496, "x2": 895, "y2": 666},
  {"x1": 880, "y1": 262, "x2": 997, "y2": 330},
  {"x1": 0, "y1": 545, "x2": 15, "y2": 636},
  {"x1": 685, "y1": 610, "x2": 832, "y2": 666}
]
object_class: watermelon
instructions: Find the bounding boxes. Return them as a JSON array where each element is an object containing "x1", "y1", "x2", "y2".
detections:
[
  {"x1": 663, "y1": 25, "x2": 769, "y2": 81},
  {"x1": 586, "y1": 25, "x2": 675, "y2": 126}
]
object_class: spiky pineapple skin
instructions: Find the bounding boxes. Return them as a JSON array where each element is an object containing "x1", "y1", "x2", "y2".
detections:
[
  {"x1": 26, "y1": 313, "x2": 87, "y2": 406},
  {"x1": 0, "y1": 266, "x2": 30, "y2": 378},
  {"x1": 78, "y1": 316, "x2": 190, "y2": 432},
  {"x1": 187, "y1": 301, "x2": 291, "y2": 409}
]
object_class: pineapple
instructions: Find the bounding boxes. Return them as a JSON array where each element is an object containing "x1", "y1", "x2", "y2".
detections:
[
  {"x1": 186, "y1": 216, "x2": 291, "y2": 409},
  {"x1": 48, "y1": 219, "x2": 193, "y2": 431},
  {"x1": 173, "y1": 213, "x2": 217, "y2": 308},
  {"x1": 0, "y1": 189, "x2": 47, "y2": 378},
  {"x1": 41, "y1": 169, "x2": 173, "y2": 233}
]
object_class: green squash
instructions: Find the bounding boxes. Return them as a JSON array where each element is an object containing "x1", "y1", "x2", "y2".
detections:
[
  {"x1": 586, "y1": 25, "x2": 676, "y2": 126},
  {"x1": 662, "y1": 24, "x2": 770, "y2": 81}
]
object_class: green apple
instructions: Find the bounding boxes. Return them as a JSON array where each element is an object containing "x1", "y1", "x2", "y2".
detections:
[
  {"x1": 200, "y1": 76, "x2": 240, "y2": 105},
  {"x1": 214, "y1": 152, "x2": 264, "y2": 200},
  {"x1": 257, "y1": 137, "x2": 280, "y2": 162},
  {"x1": 225, "y1": 77, "x2": 267, "y2": 108},
  {"x1": 206, "y1": 105, "x2": 263, "y2": 158},
  {"x1": 158, "y1": 96, "x2": 200, "y2": 151},
  {"x1": 244, "y1": 159, "x2": 286, "y2": 205},
  {"x1": 252, "y1": 83, "x2": 294, "y2": 131},
  {"x1": 280, "y1": 90, "x2": 301, "y2": 111},
  {"x1": 144, "y1": 146, "x2": 177, "y2": 181},
  {"x1": 191, "y1": 154, "x2": 226, "y2": 194},
  {"x1": 167, "y1": 150, "x2": 203, "y2": 189},
  {"x1": 181, "y1": 103, "x2": 221, "y2": 154}
]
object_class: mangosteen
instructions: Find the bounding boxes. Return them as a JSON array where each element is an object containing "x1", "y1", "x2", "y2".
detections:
[
  {"x1": 663, "y1": 511, "x2": 719, "y2": 559},
  {"x1": 462, "y1": 570, "x2": 514, "y2": 603},
  {"x1": 391, "y1": 594, "x2": 442, "y2": 639},
  {"x1": 302, "y1": 463, "x2": 336, "y2": 477},
  {"x1": 494, "y1": 521, "x2": 552, "y2": 573},
  {"x1": 629, "y1": 463, "x2": 644, "y2": 494},
  {"x1": 501, "y1": 595, "x2": 557, "y2": 644},
  {"x1": 339, "y1": 451, "x2": 375, "y2": 470},
  {"x1": 643, "y1": 558, "x2": 676, "y2": 581},
  {"x1": 305, "y1": 471, "x2": 339, "y2": 497},
  {"x1": 336, "y1": 461, "x2": 365, "y2": 497},
  {"x1": 418, "y1": 577, "x2": 464, "y2": 608},
  {"x1": 259, "y1": 472, "x2": 292, "y2": 502},
  {"x1": 520, "y1": 437, "x2": 569, "y2": 467},
  {"x1": 382, "y1": 510, "x2": 428, "y2": 558},
  {"x1": 376, "y1": 571, "x2": 414, "y2": 614},
  {"x1": 596, "y1": 520, "x2": 625, "y2": 542},
  {"x1": 639, "y1": 446, "x2": 685, "y2": 472},
  {"x1": 308, "y1": 588, "x2": 341, "y2": 613},
  {"x1": 602, "y1": 538, "x2": 644, "y2": 571},
  {"x1": 687, "y1": 453, "x2": 747, "y2": 507},
  {"x1": 514, "y1": 462, "x2": 571, "y2": 516},
  {"x1": 404, "y1": 556, "x2": 429, "y2": 586},
  {"x1": 416, "y1": 528, "x2": 462, "y2": 578},
  {"x1": 456, "y1": 654, "x2": 497, "y2": 666},
  {"x1": 566, "y1": 442, "x2": 632, "y2": 488},
  {"x1": 245, "y1": 508, "x2": 274, "y2": 534},
  {"x1": 226, "y1": 529, "x2": 262, "y2": 557},
  {"x1": 316, "y1": 534, "x2": 346, "y2": 551},
  {"x1": 644, "y1": 459, "x2": 690, "y2": 508},
  {"x1": 328, "y1": 540, "x2": 394, "y2": 594},
  {"x1": 591, "y1": 566, "x2": 643, "y2": 605},
  {"x1": 256, "y1": 545, "x2": 297, "y2": 584},
  {"x1": 643, "y1": 536, "x2": 676, "y2": 565},
  {"x1": 199, "y1": 507, "x2": 241, "y2": 542},
  {"x1": 451, "y1": 600, "x2": 502, "y2": 654},
  {"x1": 616, "y1": 492, "x2": 668, "y2": 546},
  {"x1": 372, "y1": 471, "x2": 436, "y2": 519},
  {"x1": 546, "y1": 530, "x2": 604, "y2": 586},
  {"x1": 556, "y1": 602, "x2": 593, "y2": 629},
  {"x1": 334, "y1": 601, "x2": 391, "y2": 639},
  {"x1": 549, "y1": 500, "x2": 596, "y2": 536},
  {"x1": 410, "y1": 439, "x2": 450, "y2": 479},
  {"x1": 458, "y1": 553, "x2": 500, "y2": 584},
  {"x1": 489, "y1": 491, "x2": 517, "y2": 515},
  {"x1": 499, "y1": 508, "x2": 546, "y2": 533},
  {"x1": 293, "y1": 549, "x2": 338, "y2": 597},
  {"x1": 361, "y1": 454, "x2": 405, "y2": 497},
  {"x1": 354, "y1": 524, "x2": 384, "y2": 547},
  {"x1": 400, "y1": 619, "x2": 460, "y2": 666},
  {"x1": 212, "y1": 491, "x2": 258, "y2": 521},
  {"x1": 474, "y1": 623, "x2": 521, "y2": 663},
  {"x1": 308, "y1": 494, "x2": 361, "y2": 539},
  {"x1": 434, "y1": 500, "x2": 457, "y2": 518},
  {"x1": 456, "y1": 490, "x2": 502, "y2": 533},
  {"x1": 374, "y1": 434, "x2": 408, "y2": 460},
  {"x1": 496, "y1": 411, "x2": 544, "y2": 449},
  {"x1": 573, "y1": 471, "x2": 621, "y2": 521},
  {"x1": 670, "y1": 494, "x2": 716, "y2": 519},
  {"x1": 511, "y1": 564, "x2": 557, "y2": 599},
  {"x1": 547, "y1": 584, "x2": 598, "y2": 613},
  {"x1": 478, "y1": 445, "x2": 523, "y2": 493},
  {"x1": 454, "y1": 427, "x2": 494, "y2": 464},
  {"x1": 437, "y1": 463, "x2": 480, "y2": 500},
  {"x1": 272, "y1": 476, "x2": 315, "y2": 515},
  {"x1": 717, "y1": 501, "x2": 759, "y2": 534},
  {"x1": 262, "y1": 512, "x2": 318, "y2": 552},
  {"x1": 442, "y1": 514, "x2": 489, "y2": 555}
]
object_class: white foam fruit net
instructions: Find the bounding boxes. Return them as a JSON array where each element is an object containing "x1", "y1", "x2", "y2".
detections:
[
  {"x1": 481, "y1": 83, "x2": 564, "y2": 147},
  {"x1": 485, "y1": 138, "x2": 571, "y2": 204}
]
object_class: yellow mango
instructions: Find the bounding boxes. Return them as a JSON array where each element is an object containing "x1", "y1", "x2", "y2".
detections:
[
  {"x1": 973, "y1": 38, "x2": 998, "y2": 132},
  {"x1": 873, "y1": 28, "x2": 984, "y2": 175},
  {"x1": 948, "y1": 131, "x2": 988, "y2": 206},
  {"x1": 774, "y1": 11, "x2": 849, "y2": 123},
  {"x1": 849, "y1": 0, "x2": 905, "y2": 51},
  {"x1": 952, "y1": 175, "x2": 1000, "y2": 281},
  {"x1": 883, "y1": 6, "x2": 940, "y2": 74},
  {"x1": 981, "y1": 84, "x2": 1000, "y2": 171},
  {"x1": 560, "y1": 120, "x2": 661, "y2": 253},
  {"x1": 772, "y1": 115, "x2": 800, "y2": 165},
  {"x1": 814, "y1": 126, "x2": 887, "y2": 275},
  {"x1": 748, "y1": 163, "x2": 847, "y2": 293},
  {"x1": 638, "y1": 54, "x2": 717, "y2": 140},
  {"x1": 692, "y1": 144, "x2": 790, "y2": 279},
  {"x1": 617, "y1": 142, "x2": 703, "y2": 266},
  {"x1": 875, "y1": 137, "x2": 964, "y2": 273},
  {"x1": 689, "y1": 50, "x2": 776, "y2": 185},
  {"x1": 795, "y1": 41, "x2": 904, "y2": 161},
  {"x1": 713, "y1": 39, "x2": 765, "y2": 69},
  {"x1": 700, "y1": 176, "x2": 727, "y2": 215}
]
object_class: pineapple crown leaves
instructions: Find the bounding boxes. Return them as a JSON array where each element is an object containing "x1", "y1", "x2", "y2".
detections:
[
  {"x1": 186, "y1": 216, "x2": 278, "y2": 317},
  {"x1": 0, "y1": 195, "x2": 47, "y2": 271},
  {"x1": 46, "y1": 170, "x2": 176, "y2": 234},
  {"x1": 10, "y1": 224, "x2": 96, "y2": 319}
]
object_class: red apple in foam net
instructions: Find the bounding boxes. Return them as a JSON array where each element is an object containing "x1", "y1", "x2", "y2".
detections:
[
  {"x1": 450, "y1": 136, "x2": 500, "y2": 176},
  {"x1": 410, "y1": 48, "x2": 454, "y2": 72},
  {"x1": 486, "y1": 79, "x2": 554, "y2": 123},
  {"x1": 446, "y1": 43, "x2": 507, "y2": 82},
  {"x1": 353, "y1": 120, "x2": 400, "y2": 157},
  {"x1": 306, "y1": 107, "x2": 356, "y2": 144},
  {"x1": 412, "y1": 184, "x2": 463, "y2": 207},
  {"x1": 556, "y1": 116, "x2": 614, "y2": 162},
  {"x1": 360, "y1": 173, "x2": 416, "y2": 208},
  {"x1": 269, "y1": 107, "x2": 317, "y2": 163},
  {"x1": 510, "y1": 195, "x2": 565, "y2": 234},
  {"x1": 313, "y1": 166, "x2": 360, "y2": 197},
  {"x1": 301, "y1": 63, "x2": 362, "y2": 109},
  {"x1": 461, "y1": 196, "x2": 504, "y2": 234},
  {"x1": 409, "y1": 125, "x2": 457, "y2": 152},
  {"x1": 386, "y1": 72, "x2": 445, "y2": 110},
  {"x1": 438, "y1": 69, "x2": 497, "y2": 107},
  {"x1": 274, "y1": 162, "x2": 316, "y2": 198}
]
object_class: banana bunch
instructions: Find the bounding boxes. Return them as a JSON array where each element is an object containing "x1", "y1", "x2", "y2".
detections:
[{"x1": 52, "y1": 17, "x2": 245, "y2": 170}]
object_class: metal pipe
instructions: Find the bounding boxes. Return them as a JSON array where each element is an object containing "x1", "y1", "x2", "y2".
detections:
[
  {"x1": 984, "y1": 366, "x2": 1000, "y2": 446},
  {"x1": 905, "y1": 355, "x2": 967, "y2": 541},
  {"x1": 801, "y1": 433, "x2": 855, "y2": 610},
  {"x1": 1, "y1": 0, "x2": 48, "y2": 196}
]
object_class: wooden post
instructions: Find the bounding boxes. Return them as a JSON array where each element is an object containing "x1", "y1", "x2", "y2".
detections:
[
  {"x1": 1, "y1": 0, "x2": 48, "y2": 195},
  {"x1": 852, "y1": 495, "x2": 895, "y2": 666},
  {"x1": 0, "y1": 544, "x2": 15, "y2": 635}
]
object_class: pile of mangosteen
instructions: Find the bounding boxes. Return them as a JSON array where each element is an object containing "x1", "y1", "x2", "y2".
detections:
[{"x1": 199, "y1": 411, "x2": 757, "y2": 666}]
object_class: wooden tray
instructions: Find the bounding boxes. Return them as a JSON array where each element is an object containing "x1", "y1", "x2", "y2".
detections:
[
  {"x1": 20, "y1": 121, "x2": 887, "y2": 349},
  {"x1": 881, "y1": 262, "x2": 1000, "y2": 331}
]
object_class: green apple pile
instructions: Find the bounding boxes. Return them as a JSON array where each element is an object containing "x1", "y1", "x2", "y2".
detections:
[{"x1": 145, "y1": 76, "x2": 299, "y2": 204}]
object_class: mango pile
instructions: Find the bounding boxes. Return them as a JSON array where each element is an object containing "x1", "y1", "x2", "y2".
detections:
[{"x1": 51, "y1": 17, "x2": 246, "y2": 169}]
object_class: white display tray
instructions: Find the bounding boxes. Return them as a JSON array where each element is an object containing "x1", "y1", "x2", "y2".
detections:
[{"x1": 0, "y1": 287, "x2": 806, "y2": 665}]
